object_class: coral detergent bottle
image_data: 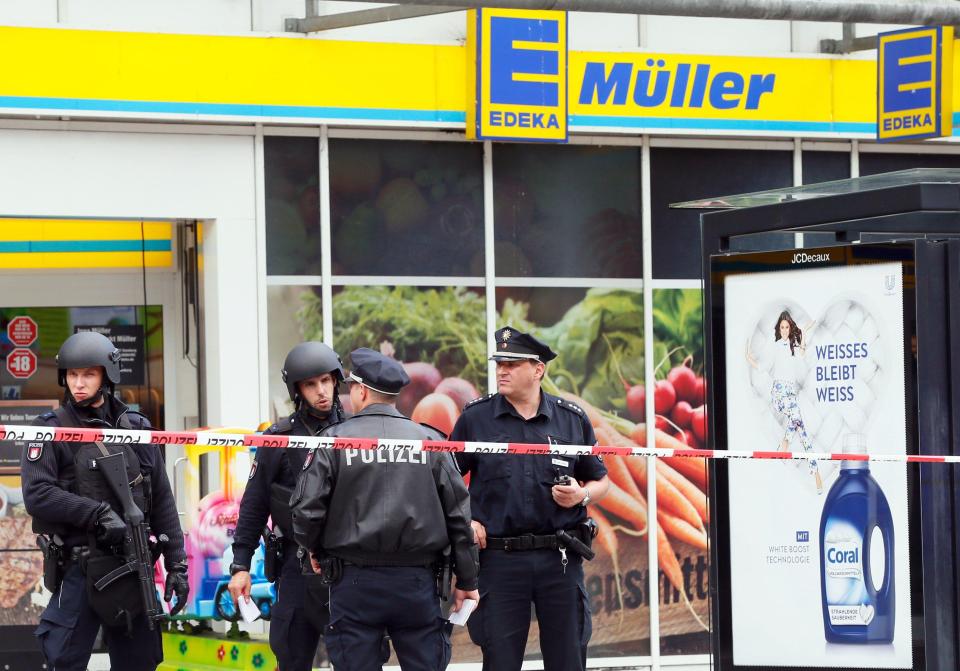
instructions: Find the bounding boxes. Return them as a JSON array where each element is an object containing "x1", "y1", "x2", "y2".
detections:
[{"x1": 819, "y1": 434, "x2": 895, "y2": 643}]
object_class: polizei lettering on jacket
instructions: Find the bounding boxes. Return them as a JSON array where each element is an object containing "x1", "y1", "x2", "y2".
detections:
[
  {"x1": 344, "y1": 445, "x2": 428, "y2": 466},
  {"x1": 578, "y1": 59, "x2": 776, "y2": 109}
]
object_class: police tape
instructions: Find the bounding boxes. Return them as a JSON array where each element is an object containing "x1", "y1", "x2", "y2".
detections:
[{"x1": 0, "y1": 424, "x2": 954, "y2": 464}]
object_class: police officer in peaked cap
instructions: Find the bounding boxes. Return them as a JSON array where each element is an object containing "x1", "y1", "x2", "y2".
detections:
[
  {"x1": 229, "y1": 341, "x2": 347, "y2": 671},
  {"x1": 292, "y1": 348, "x2": 480, "y2": 671},
  {"x1": 450, "y1": 327, "x2": 610, "y2": 671},
  {"x1": 22, "y1": 330, "x2": 188, "y2": 671}
]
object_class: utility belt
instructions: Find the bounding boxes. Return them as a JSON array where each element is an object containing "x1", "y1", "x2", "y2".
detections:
[
  {"x1": 36, "y1": 535, "x2": 82, "y2": 593},
  {"x1": 262, "y1": 527, "x2": 296, "y2": 583},
  {"x1": 265, "y1": 482, "x2": 297, "y2": 583},
  {"x1": 314, "y1": 550, "x2": 448, "y2": 593},
  {"x1": 485, "y1": 518, "x2": 598, "y2": 561}
]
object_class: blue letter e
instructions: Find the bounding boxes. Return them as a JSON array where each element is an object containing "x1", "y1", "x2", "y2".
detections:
[{"x1": 490, "y1": 17, "x2": 559, "y2": 106}]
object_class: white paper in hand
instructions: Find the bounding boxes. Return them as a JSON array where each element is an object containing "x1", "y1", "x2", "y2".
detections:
[
  {"x1": 239, "y1": 595, "x2": 262, "y2": 624},
  {"x1": 448, "y1": 599, "x2": 478, "y2": 626}
]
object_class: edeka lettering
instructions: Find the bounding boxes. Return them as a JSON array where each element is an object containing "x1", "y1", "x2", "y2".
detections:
[
  {"x1": 489, "y1": 111, "x2": 560, "y2": 129},
  {"x1": 578, "y1": 59, "x2": 775, "y2": 110},
  {"x1": 882, "y1": 113, "x2": 933, "y2": 131}
]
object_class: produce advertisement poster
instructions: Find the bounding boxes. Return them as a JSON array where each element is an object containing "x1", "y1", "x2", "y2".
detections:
[
  {"x1": 274, "y1": 285, "x2": 711, "y2": 657},
  {"x1": 723, "y1": 260, "x2": 912, "y2": 668}
]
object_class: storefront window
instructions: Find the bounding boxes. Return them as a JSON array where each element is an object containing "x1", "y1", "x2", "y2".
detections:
[
  {"x1": 493, "y1": 144, "x2": 642, "y2": 279},
  {"x1": 0, "y1": 305, "x2": 164, "y2": 428},
  {"x1": 330, "y1": 285, "x2": 487, "y2": 422},
  {"x1": 265, "y1": 136, "x2": 321, "y2": 276},
  {"x1": 859, "y1": 151, "x2": 960, "y2": 176},
  {"x1": 329, "y1": 140, "x2": 484, "y2": 277},
  {"x1": 651, "y1": 147, "x2": 792, "y2": 279},
  {"x1": 265, "y1": 285, "x2": 324, "y2": 418},
  {"x1": 651, "y1": 288, "x2": 710, "y2": 655},
  {"x1": 802, "y1": 150, "x2": 850, "y2": 185}
]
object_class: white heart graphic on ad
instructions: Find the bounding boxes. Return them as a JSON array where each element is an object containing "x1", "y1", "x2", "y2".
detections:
[
  {"x1": 859, "y1": 602, "x2": 876, "y2": 625},
  {"x1": 744, "y1": 297, "x2": 884, "y2": 492}
]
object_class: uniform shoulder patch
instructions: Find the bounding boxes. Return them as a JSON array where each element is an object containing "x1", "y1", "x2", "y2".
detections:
[
  {"x1": 464, "y1": 393, "x2": 495, "y2": 409},
  {"x1": 556, "y1": 399, "x2": 585, "y2": 416},
  {"x1": 26, "y1": 442, "x2": 43, "y2": 461},
  {"x1": 266, "y1": 416, "x2": 294, "y2": 435}
]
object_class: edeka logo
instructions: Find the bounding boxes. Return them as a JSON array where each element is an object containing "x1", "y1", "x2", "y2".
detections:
[
  {"x1": 877, "y1": 26, "x2": 953, "y2": 142},
  {"x1": 467, "y1": 9, "x2": 567, "y2": 142}
]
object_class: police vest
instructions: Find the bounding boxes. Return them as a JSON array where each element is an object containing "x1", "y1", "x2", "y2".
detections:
[{"x1": 54, "y1": 407, "x2": 151, "y2": 531}]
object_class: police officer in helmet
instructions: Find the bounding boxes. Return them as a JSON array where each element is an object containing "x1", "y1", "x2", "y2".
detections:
[
  {"x1": 228, "y1": 341, "x2": 346, "y2": 671},
  {"x1": 292, "y1": 348, "x2": 480, "y2": 671},
  {"x1": 22, "y1": 330, "x2": 188, "y2": 671}
]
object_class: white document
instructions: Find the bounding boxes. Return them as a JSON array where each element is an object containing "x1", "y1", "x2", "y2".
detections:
[
  {"x1": 447, "y1": 599, "x2": 478, "y2": 626},
  {"x1": 239, "y1": 595, "x2": 262, "y2": 623}
]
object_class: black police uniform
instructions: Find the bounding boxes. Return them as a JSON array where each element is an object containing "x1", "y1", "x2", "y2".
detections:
[
  {"x1": 22, "y1": 395, "x2": 186, "y2": 671},
  {"x1": 292, "y1": 349, "x2": 480, "y2": 671},
  {"x1": 450, "y1": 327, "x2": 606, "y2": 671},
  {"x1": 231, "y1": 405, "x2": 343, "y2": 671}
]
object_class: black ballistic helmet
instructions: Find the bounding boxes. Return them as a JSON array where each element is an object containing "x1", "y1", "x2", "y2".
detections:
[
  {"x1": 282, "y1": 342, "x2": 345, "y2": 402},
  {"x1": 57, "y1": 331, "x2": 122, "y2": 388}
]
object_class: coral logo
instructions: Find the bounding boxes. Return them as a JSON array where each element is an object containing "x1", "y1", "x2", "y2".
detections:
[
  {"x1": 877, "y1": 26, "x2": 953, "y2": 141},
  {"x1": 468, "y1": 9, "x2": 567, "y2": 142}
]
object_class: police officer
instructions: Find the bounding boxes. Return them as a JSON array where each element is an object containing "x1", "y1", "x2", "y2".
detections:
[
  {"x1": 22, "y1": 331, "x2": 188, "y2": 671},
  {"x1": 292, "y1": 348, "x2": 480, "y2": 671},
  {"x1": 450, "y1": 327, "x2": 610, "y2": 671},
  {"x1": 228, "y1": 341, "x2": 346, "y2": 671}
]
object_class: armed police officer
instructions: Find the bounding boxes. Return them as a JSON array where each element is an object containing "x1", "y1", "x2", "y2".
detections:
[
  {"x1": 450, "y1": 327, "x2": 610, "y2": 671},
  {"x1": 292, "y1": 348, "x2": 480, "y2": 671},
  {"x1": 22, "y1": 331, "x2": 188, "y2": 671},
  {"x1": 228, "y1": 341, "x2": 346, "y2": 671}
]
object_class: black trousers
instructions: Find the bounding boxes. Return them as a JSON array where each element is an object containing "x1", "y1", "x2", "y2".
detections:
[
  {"x1": 271, "y1": 550, "x2": 324, "y2": 671},
  {"x1": 326, "y1": 565, "x2": 451, "y2": 671},
  {"x1": 35, "y1": 564, "x2": 163, "y2": 671},
  {"x1": 467, "y1": 548, "x2": 591, "y2": 671}
]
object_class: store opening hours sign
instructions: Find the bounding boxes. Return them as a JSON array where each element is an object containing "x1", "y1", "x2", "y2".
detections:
[
  {"x1": 6, "y1": 316, "x2": 37, "y2": 347},
  {"x1": 6, "y1": 348, "x2": 37, "y2": 379}
]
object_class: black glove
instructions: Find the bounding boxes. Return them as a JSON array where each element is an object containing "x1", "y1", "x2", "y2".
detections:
[
  {"x1": 164, "y1": 562, "x2": 189, "y2": 617},
  {"x1": 92, "y1": 502, "x2": 126, "y2": 546}
]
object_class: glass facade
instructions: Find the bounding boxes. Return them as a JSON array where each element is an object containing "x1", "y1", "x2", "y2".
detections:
[{"x1": 265, "y1": 134, "x2": 955, "y2": 663}]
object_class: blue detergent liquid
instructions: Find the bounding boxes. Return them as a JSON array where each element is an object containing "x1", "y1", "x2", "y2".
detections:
[{"x1": 819, "y1": 437, "x2": 895, "y2": 643}]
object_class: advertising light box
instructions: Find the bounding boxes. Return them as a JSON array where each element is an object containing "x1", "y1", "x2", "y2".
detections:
[{"x1": 710, "y1": 243, "x2": 922, "y2": 670}]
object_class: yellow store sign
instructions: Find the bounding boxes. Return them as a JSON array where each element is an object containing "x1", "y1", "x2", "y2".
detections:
[
  {"x1": 877, "y1": 26, "x2": 953, "y2": 141},
  {"x1": 466, "y1": 9, "x2": 568, "y2": 142},
  {"x1": 0, "y1": 25, "x2": 957, "y2": 139}
]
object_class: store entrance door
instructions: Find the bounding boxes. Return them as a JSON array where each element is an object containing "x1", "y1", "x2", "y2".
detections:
[{"x1": 0, "y1": 220, "x2": 202, "y2": 661}]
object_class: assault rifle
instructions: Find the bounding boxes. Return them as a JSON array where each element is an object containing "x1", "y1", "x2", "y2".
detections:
[{"x1": 96, "y1": 450, "x2": 165, "y2": 629}]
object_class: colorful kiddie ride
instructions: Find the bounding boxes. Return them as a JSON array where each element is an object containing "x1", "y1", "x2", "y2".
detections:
[{"x1": 158, "y1": 426, "x2": 280, "y2": 671}]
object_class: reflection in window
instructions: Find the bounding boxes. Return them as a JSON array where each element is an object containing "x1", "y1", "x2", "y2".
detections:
[
  {"x1": 859, "y1": 151, "x2": 960, "y2": 176},
  {"x1": 493, "y1": 145, "x2": 642, "y2": 278},
  {"x1": 329, "y1": 140, "x2": 484, "y2": 277},
  {"x1": 802, "y1": 150, "x2": 850, "y2": 185},
  {"x1": 265, "y1": 137, "x2": 321, "y2": 276},
  {"x1": 651, "y1": 147, "x2": 792, "y2": 280}
]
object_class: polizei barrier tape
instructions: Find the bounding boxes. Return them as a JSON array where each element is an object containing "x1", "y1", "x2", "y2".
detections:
[{"x1": 0, "y1": 424, "x2": 953, "y2": 464}]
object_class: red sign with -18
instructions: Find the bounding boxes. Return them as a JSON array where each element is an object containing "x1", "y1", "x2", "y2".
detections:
[{"x1": 6, "y1": 347, "x2": 37, "y2": 379}]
